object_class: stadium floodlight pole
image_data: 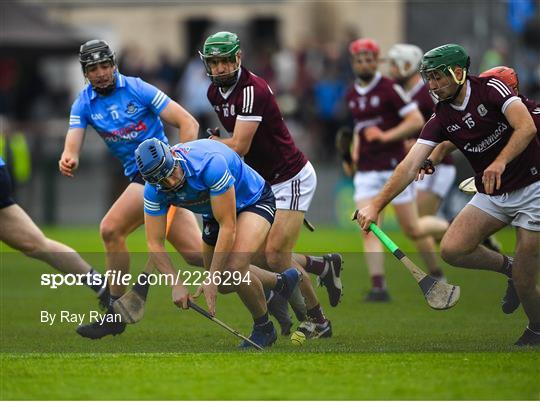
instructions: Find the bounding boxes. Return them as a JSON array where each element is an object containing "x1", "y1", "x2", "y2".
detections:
[
  {"x1": 188, "y1": 301, "x2": 264, "y2": 351},
  {"x1": 352, "y1": 211, "x2": 460, "y2": 310}
]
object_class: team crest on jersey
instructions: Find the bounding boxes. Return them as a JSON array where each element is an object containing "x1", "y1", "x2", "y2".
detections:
[
  {"x1": 370, "y1": 96, "x2": 380, "y2": 108},
  {"x1": 477, "y1": 104, "x2": 488, "y2": 117},
  {"x1": 126, "y1": 102, "x2": 138, "y2": 114}
]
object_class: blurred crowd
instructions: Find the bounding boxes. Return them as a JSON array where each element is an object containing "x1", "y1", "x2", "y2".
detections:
[{"x1": 115, "y1": 34, "x2": 360, "y2": 163}]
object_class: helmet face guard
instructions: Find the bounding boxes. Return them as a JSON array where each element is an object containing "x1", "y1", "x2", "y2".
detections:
[
  {"x1": 135, "y1": 139, "x2": 184, "y2": 191},
  {"x1": 79, "y1": 39, "x2": 117, "y2": 95},
  {"x1": 420, "y1": 64, "x2": 466, "y2": 102},
  {"x1": 420, "y1": 44, "x2": 470, "y2": 102},
  {"x1": 199, "y1": 31, "x2": 241, "y2": 88}
]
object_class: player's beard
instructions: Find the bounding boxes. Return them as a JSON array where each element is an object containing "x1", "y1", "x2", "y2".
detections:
[{"x1": 356, "y1": 72, "x2": 374, "y2": 83}]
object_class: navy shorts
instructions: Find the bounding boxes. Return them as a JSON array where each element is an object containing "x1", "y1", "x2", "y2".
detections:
[
  {"x1": 129, "y1": 172, "x2": 145, "y2": 185},
  {"x1": 202, "y1": 183, "x2": 276, "y2": 247},
  {"x1": 0, "y1": 166, "x2": 16, "y2": 209}
]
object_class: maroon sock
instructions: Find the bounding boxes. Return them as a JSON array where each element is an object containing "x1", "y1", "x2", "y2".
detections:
[
  {"x1": 307, "y1": 304, "x2": 326, "y2": 324},
  {"x1": 372, "y1": 275, "x2": 386, "y2": 290},
  {"x1": 305, "y1": 256, "x2": 326, "y2": 276}
]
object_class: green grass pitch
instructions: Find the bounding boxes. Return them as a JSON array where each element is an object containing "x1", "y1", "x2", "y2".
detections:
[{"x1": 1, "y1": 226, "x2": 538, "y2": 400}]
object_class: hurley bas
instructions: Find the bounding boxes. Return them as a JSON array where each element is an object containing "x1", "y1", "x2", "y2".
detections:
[{"x1": 40, "y1": 310, "x2": 121, "y2": 326}]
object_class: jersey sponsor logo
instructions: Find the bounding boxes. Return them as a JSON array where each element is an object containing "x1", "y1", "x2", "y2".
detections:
[
  {"x1": 101, "y1": 120, "x2": 147, "y2": 142},
  {"x1": 91, "y1": 113, "x2": 104, "y2": 120},
  {"x1": 527, "y1": 220, "x2": 540, "y2": 225},
  {"x1": 126, "y1": 102, "x2": 138, "y2": 114},
  {"x1": 532, "y1": 107, "x2": 540, "y2": 115},
  {"x1": 531, "y1": 167, "x2": 538, "y2": 176},
  {"x1": 463, "y1": 122, "x2": 508, "y2": 153},
  {"x1": 446, "y1": 124, "x2": 461, "y2": 132},
  {"x1": 477, "y1": 104, "x2": 488, "y2": 117}
]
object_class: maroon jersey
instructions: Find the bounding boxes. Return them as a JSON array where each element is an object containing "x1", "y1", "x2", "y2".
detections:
[
  {"x1": 418, "y1": 76, "x2": 540, "y2": 195},
  {"x1": 520, "y1": 94, "x2": 540, "y2": 133},
  {"x1": 407, "y1": 80, "x2": 453, "y2": 165},
  {"x1": 207, "y1": 66, "x2": 307, "y2": 185},
  {"x1": 345, "y1": 72, "x2": 418, "y2": 171}
]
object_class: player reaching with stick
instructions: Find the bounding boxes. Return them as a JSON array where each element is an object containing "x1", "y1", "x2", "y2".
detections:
[
  {"x1": 59, "y1": 40, "x2": 204, "y2": 339},
  {"x1": 344, "y1": 38, "x2": 447, "y2": 302},
  {"x1": 355, "y1": 44, "x2": 540, "y2": 346},
  {"x1": 200, "y1": 32, "x2": 342, "y2": 339}
]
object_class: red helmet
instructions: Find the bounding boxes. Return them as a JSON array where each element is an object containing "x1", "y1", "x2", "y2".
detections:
[
  {"x1": 479, "y1": 66, "x2": 519, "y2": 94},
  {"x1": 349, "y1": 38, "x2": 380, "y2": 57}
]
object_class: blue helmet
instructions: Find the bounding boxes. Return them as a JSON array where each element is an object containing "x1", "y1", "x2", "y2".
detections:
[{"x1": 135, "y1": 138, "x2": 177, "y2": 185}]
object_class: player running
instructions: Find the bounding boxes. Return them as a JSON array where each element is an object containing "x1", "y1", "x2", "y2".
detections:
[
  {"x1": 135, "y1": 138, "x2": 301, "y2": 348},
  {"x1": 355, "y1": 44, "x2": 539, "y2": 346},
  {"x1": 344, "y1": 38, "x2": 446, "y2": 301},
  {"x1": 1, "y1": 156, "x2": 109, "y2": 307},
  {"x1": 388, "y1": 44, "x2": 456, "y2": 224},
  {"x1": 59, "y1": 40, "x2": 204, "y2": 339},
  {"x1": 199, "y1": 31, "x2": 342, "y2": 339}
]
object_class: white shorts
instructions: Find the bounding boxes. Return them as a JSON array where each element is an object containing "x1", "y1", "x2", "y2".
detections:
[
  {"x1": 468, "y1": 180, "x2": 540, "y2": 231},
  {"x1": 353, "y1": 170, "x2": 415, "y2": 205},
  {"x1": 415, "y1": 164, "x2": 457, "y2": 199},
  {"x1": 271, "y1": 161, "x2": 317, "y2": 211}
]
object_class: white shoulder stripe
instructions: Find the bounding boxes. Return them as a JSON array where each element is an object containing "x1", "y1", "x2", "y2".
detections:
[
  {"x1": 211, "y1": 171, "x2": 232, "y2": 191},
  {"x1": 487, "y1": 79, "x2": 510, "y2": 97},
  {"x1": 152, "y1": 91, "x2": 167, "y2": 109},
  {"x1": 487, "y1": 82, "x2": 506, "y2": 98},
  {"x1": 144, "y1": 199, "x2": 161, "y2": 207},
  {"x1": 489, "y1": 78, "x2": 511, "y2": 95},
  {"x1": 242, "y1": 86, "x2": 254, "y2": 114}
]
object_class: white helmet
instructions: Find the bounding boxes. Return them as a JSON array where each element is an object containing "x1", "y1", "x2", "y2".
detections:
[{"x1": 387, "y1": 43, "x2": 423, "y2": 78}]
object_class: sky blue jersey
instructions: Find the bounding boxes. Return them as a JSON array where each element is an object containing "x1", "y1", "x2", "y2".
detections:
[
  {"x1": 143, "y1": 139, "x2": 266, "y2": 218},
  {"x1": 69, "y1": 72, "x2": 170, "y2": 178},
  {"x1": 0, "y1": 156, "x2": 5, "y2": 167}
]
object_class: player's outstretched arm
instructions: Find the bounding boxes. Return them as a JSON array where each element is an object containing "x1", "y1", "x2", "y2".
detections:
[
  {"x1": 59, "y1": 128, "x2": 85, "y2": 178},
  {"x1": 356, "y1": 142, "x2": 433, "y2": 231},
  {"x1": 483, "y1": 99, "x2": 537, "y2": 194},
  {"x1": 205, "y1": 187, "x2": 237, "y2": 316},
  {"x1": 159, "y1": 100, "x2": 200, "y2": 143},
  {"x1": 145, "y1": 211, "x2": 191, "y2": 309}
]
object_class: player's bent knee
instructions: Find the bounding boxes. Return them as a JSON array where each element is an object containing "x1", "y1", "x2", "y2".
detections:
[
  {"x1": 99, "y1": 218, "x2": 125, "y2": 244},
  {"x1": 440, "y1": 241, "x2": 462, "y2": 265},
  {"x1": 402, "y1": 225, "x2": 423, "y2": 240},
  {"x1": 217, "y1": 283, "x2": 237, "y2": 294},
  {"x1": 181, "y1": 252, "x2": 203, "y2": 267}
]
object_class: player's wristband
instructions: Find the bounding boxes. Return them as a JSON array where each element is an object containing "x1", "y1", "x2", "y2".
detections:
[{"x1": 420, "y1": 158, "x2": 435, "y2": 173}]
